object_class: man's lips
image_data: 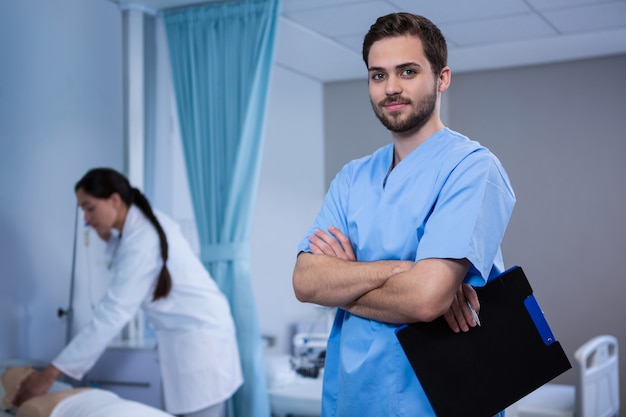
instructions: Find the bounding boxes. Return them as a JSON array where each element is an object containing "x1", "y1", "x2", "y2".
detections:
[
  {"x1": 381, "y1": 96, "x2": 410, "y2": 112},
  {"x1": 383, "y1": 101, "x2": 409, "y2": 113},
  {"x1": 384, "y1": 102, "x2": 407, "y2": 112}
]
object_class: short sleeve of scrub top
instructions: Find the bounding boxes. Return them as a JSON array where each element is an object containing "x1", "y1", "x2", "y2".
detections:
[{"x1": 414, "y1": 147, "x2": 516, "y2": 284}]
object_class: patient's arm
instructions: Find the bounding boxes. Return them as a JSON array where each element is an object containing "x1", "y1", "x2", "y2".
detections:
[
  {"x1": 2, "y1": 366, "x2": 88, "y2": 417},
  {"x1": 2, "y1": 367, "x2": 34, "y2": 409},
  {"x1": 16, "y1": 389, "x2": 90, "y2": 417},
  {"x1": 12, "y1": 366, "x2": 60, "y2": 407}
]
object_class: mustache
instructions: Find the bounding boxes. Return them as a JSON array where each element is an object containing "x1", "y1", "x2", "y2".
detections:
[{"x1": 379, "y1": 95, "x2": 411, "y2": 106}]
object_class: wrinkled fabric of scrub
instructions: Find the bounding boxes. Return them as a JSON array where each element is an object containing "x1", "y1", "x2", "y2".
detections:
[
  {"x1": 297, "y1": 128, "x2": 516, "y2": 417},
  {"x1": 53, "y1": 206, "x2": 243, "y2": 415}
]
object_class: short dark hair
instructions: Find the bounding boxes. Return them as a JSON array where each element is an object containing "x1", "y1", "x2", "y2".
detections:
[{"x1": 362, "y1": 12, "x2": 448, "y2": 76}]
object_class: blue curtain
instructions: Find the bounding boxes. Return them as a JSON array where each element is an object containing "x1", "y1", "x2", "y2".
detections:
[{"x1": 163, "y1": 1, "x2": 281, "y2": 416}]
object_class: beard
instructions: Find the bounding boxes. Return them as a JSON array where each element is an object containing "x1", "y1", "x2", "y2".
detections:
[{"x1": 371, "y1": 85, "x2": 438, "y2": 133}]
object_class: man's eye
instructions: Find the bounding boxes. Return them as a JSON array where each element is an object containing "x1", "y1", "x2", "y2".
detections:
[
  {"x1": 371, "y1": 73, "x2": 385, "y2": 81},
  {"x1": 401, "y1": 69, "x2": 416, "y2": 77}
]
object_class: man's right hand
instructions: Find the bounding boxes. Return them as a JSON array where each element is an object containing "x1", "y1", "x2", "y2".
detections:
[{"x1": 443, "y1": 283, "x2": 480, "y2": 333}]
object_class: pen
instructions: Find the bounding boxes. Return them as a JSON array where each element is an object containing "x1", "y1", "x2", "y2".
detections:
[{"x1": 466, "y1": 300, "x2": 481, "y2": 327}]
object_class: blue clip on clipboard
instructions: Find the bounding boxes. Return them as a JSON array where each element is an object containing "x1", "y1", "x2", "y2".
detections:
[{"x1": 524, "y1": 293, "x2": 556, "y2": 345}]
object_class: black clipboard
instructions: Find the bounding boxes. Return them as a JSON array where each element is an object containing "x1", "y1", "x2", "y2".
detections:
[{"x1": 395, "y1": 266, "x2": 571, "y2": 417}]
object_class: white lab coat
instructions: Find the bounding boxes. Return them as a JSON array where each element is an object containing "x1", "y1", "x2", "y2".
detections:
[{"x1": 53, "y1": 205, "x2": 243, "y2": 414}]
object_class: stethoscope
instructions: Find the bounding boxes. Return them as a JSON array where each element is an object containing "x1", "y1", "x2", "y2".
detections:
[{"x1": 105, "y1": 230, "x2": 122, "y2": 270}]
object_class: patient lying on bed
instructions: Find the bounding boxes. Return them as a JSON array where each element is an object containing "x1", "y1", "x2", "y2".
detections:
[{"x1": 2, "y1": 367, "x2": 172, "y2": 417}]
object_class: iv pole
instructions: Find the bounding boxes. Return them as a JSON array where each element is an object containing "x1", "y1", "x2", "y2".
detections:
[{"x1": 58, "y1": 204, "x2": 78, "y2": 345}]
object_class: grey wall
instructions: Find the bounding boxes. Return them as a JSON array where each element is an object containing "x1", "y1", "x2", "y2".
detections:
[
  {"x1": 324, "y1": 54, "x2": 626, "y2": 406},
  {"x1": 449, "y1": 55, "x2": 626, "y2": 400},
  {"x1": 0, "y1": 0, "x2": 123, "y2": 360}
]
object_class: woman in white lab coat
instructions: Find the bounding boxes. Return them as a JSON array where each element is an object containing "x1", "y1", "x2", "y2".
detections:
[{"x1": 13, "y1": 168, "x2": 243, "y2": 417}]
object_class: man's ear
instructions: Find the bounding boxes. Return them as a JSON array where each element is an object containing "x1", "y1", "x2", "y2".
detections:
[{"x1": 438, "y1": 66, "x2": 451, "y2": 93}]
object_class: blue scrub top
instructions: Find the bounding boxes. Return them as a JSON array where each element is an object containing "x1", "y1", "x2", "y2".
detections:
[{"x1": 298, "y1": 128, "x2": 516, "y2": 417}]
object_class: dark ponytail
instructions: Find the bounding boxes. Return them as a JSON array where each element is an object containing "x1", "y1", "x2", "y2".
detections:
[
  {"x1": 75, "y1": 168, "x2": 172, "y2": 301},
  {"x1": 130, "y1": 187, "x2": 172, "y2": 300}
]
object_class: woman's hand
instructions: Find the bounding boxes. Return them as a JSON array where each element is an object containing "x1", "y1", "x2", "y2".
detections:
[{"x1": 12, "y1": 365, "x2": 61, "y2": 407}]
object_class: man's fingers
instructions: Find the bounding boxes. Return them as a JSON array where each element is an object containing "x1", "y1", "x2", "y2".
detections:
[
  {"x1": 328, "y1": 226, "x2": 356, "y2": 260},
  {"x1": 443, "y1": 310, "x2": 461, "y2": 333}
]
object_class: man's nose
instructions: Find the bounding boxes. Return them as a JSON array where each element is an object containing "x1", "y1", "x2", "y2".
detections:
[{"x1": 385, "y1": 75, "x2": 402, "y2": 95}]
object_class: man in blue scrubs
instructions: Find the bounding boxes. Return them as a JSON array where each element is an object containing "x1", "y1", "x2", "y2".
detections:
[{"x1": 293, "y1": 13, "x2": 516, "y2": 417}]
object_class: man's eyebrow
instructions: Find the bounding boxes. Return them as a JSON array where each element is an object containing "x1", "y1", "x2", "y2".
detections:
[
  {"x1": 397, "y1": 62, "x2": 421, "y2": 70},
  {"x1": 368, "y1": 66, "x2": 386, "y2": 73},
  {"x1": 368, "y1": 62, "x2": 421, "y2": 72}
]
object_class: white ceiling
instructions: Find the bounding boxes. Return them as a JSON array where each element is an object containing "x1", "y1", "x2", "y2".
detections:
[{"x1": 111, "y1": 0, "x2": 626, "y2": 82}]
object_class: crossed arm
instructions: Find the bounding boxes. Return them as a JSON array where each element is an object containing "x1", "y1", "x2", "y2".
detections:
[{"x1": 292, "y1": 226, "x2": 480, "y2": 331}]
